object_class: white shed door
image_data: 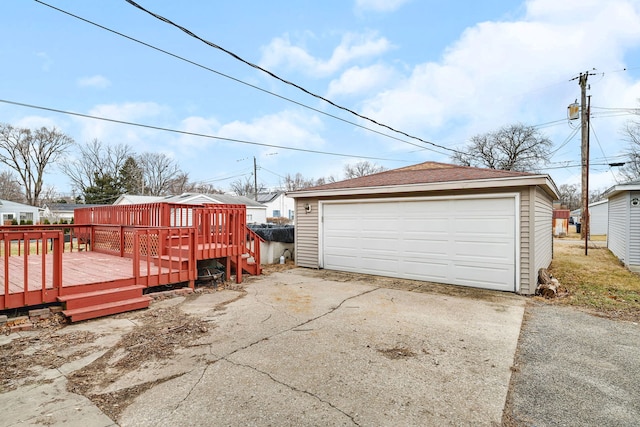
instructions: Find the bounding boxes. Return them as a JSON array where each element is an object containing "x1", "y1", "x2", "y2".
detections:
[{"x1": 321, "y1": 197, "x2": 516, "y2": 292}]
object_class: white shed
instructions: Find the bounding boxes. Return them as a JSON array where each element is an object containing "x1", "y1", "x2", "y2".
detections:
[
  {"x1": 588, "y1": 200, "x2": 608, "y2": 236},
  {"x1": 604, "y1": 182, "x2": 640, "y2": 272}
]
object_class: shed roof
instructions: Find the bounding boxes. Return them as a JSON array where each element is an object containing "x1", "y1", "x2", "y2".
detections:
[
  {"x1": 603, "y1": 181, "x2": 640, "y2": 199},
  {"x1": 288, "y1": 162, "x2": 558, "y2": 199},
  {"x1": 0, "y1": 199, "x2": 41, "y2": 211}
]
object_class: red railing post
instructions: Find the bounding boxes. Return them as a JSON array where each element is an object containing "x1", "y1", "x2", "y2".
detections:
[
  {"x1": 3, "y1": 234, "x2": 10, "y2": 308},
  {"x1": 53, "y1": 231, "x2": 63, "y2": 293}
]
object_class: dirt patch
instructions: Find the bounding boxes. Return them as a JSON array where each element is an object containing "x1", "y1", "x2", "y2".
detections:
[
  {"x1": 66, "y1": 305, "x2": 211, "y2": 418},
  {"x1": 0, "y1": 327, "x2": 100, "y2": 393},
  {"x1": 294, "y1": 268, "x2": 520, "y2": 304},
  {"x1": 378, "y1": 347, "x2": 417, "y2": 360}
]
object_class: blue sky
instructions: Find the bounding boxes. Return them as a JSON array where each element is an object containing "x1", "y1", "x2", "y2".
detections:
[{"x1": 2, "y1": 0, "x2": 640, "y2": 196}]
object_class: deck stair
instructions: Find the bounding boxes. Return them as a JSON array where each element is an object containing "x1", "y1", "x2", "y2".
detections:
[
  {"x1": 153, "y1": 254, "x2": 190, "y2": 270},
  {"x1": 58, "y1": 284, "x2": 151, "y2": 322}
]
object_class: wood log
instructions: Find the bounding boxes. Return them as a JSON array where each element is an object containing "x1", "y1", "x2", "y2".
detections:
[{"x1": 536, "y1": 268, "x2": 558, "y2": 298}]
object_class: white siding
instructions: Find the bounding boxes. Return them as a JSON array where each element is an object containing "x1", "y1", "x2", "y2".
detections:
[
  {"x1": 532, "y1": 187, "x2": 553, "y2": 294},
  {"x1": 630, "y1": 191, "x2": 640, "y2": 267},
  {"x1": 589, "y1": 201, "x2": 608, "y2": 236},
  {"x1": 608, "y1": 193, "x2": 628, "y2": 264},
  {"x1": 294, "y1": 199, "x2": 319, "y2": 268}
]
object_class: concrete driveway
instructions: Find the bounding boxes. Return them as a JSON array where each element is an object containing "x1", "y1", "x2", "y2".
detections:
[{"x1": 1, "y1": 268, "x2": 525, "y2": 426}]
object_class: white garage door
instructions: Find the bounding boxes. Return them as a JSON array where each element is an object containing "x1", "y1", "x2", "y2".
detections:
[{"x1": 321, "y1": 196, "x2": 517, "y2": 292}]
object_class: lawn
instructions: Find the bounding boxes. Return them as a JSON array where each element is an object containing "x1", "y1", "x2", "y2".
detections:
[{"x1": 548, "y1": 240, "x2": 640, "y2": 322}]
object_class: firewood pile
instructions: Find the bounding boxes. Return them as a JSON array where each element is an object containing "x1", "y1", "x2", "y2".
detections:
[{"x1": 536, "y1": 268, "x2": 561, "y2": 298}]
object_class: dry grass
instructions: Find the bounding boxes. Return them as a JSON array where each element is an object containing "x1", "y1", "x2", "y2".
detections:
[{"x1": 548, "y1": 240, "x2": 640, "y2": 321}]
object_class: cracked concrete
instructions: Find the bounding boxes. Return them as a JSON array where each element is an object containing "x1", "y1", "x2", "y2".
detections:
[
  {"x1": 2, "y1": 269, "x2": 525, "y2": 426},
  {"x1": 118, "y1": 270, "x2": 524, "y2": 426}
]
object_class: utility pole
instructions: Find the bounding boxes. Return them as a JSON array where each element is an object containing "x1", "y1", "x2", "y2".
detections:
[
  {"x1": 575, "y1": 71, "x2": 595, "y2": 255},
  {"x1": 253, "y1": 156, "x2": 258, "y2": 201}
]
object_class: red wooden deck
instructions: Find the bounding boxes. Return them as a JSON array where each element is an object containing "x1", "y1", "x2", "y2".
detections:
[{"x1": 1, "y1": 202, "x2": 262, "y2": 321}]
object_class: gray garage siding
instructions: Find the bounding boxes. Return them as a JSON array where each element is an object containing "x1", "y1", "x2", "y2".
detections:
[
  {"x1": 608, "y1": 192, "x2": 628, "y2": 264},
  {"x1": 295, "y1": 199, "x2": 319, "y2": 268},
  {"x1": 630, "y1": 191, "x2": 640, "y2": 267},
  {"x1": 531, "y1": 186, "x2": 553, "y2": 295}
]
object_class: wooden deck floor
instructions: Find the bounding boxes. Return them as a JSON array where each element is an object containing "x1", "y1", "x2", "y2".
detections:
[{"x1": 1, "y1": 252, "x2": 180, "y2": 296}]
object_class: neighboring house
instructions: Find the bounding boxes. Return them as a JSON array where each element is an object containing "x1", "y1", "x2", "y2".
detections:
[
  {"x1": 0, "y1": 199, "x2": 41, "y2": 224},
  {"x1": 113, "y1": 193, "x2": 267, "y2": 224},
  {"x1": 257, "y1": 191, "x2": 295, "y2": 221},
  {"x1": 41, "y1": 203, "x2": 104, "y2": 223},
  {"x1": 603, "y1": 182, "x2": 640, "y2": 272},
  {"x1": 288, "y1": 161, "x2": 559, "y2": 295}
]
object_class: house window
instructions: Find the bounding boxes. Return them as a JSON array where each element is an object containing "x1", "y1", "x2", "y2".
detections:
[
  {"x1": 272, "y1": 210, "x2": 281, "y2": 217},
  {"x1": 2, "y1": 213, "x2": 15, "y2": 222},
  {"x1": 288, "y1": 210, "x2": 294, "y2": 220},
  {"x1": 20, "y1": 212, "x2": 33, "y2": 222}
]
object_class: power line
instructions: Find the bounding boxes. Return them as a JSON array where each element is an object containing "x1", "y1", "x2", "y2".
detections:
[
  {"x1": 0, "y1": 98, "x2": 416, "y2": 164},
  {"x1": 589, "y1": 121, "x2": 619, "y2": 184},
  {"x1": 122, "y1": 0, "x2": 461, "y2": 155},
  {"x1": 32, "y1": 0, "x2": 450, "y2": 155}
]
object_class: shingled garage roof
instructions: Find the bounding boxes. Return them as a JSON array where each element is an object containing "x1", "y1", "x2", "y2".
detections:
[{"x1": 288, "y1": 162, "x2": 558, "y2": 198}]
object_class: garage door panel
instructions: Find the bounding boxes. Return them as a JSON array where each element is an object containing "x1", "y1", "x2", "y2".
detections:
[
  {"x1": 453, "y1": 263, "x2": 514, "y2": 288},
  {"x1": 322, "y1": 197, "x2": 516, "y2": 292},
  {"x1": 454, "y1": 240, "x2": 513, "y2": 261}
]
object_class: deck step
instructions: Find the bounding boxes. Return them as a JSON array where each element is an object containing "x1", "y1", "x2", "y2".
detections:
[
  {"x1": 57, "y1": 285, "x2": 146, "y2": 310},
  {"x1": 63, "y1": 296, "x2": 152, "y2": 322}
]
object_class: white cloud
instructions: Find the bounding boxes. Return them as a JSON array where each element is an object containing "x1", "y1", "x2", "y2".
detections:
[
  {"x1": 77, "y1": 75, "x2": 111, "y2": 89},
  {"x1": 260, "y1": 31, "x2": 393, "y2": 77},
  {"x1": 355, "y1": 0, "x2": 410, "y2": 13},
  {"x1": 15, "y1": 116, "x2": 59, "y2": 130},
  {"x1": 327, "y1": 64, "x2": 397, "y2": 98},
  {"x1": 76, "y1": 102, "x2": 169, "y2": 147},
  {"x1": 217, "y1": 110, "x2": 325, "y2": 152},
  {"x1": 359, "y1": 0, "x2": 640, "y2": 165}
]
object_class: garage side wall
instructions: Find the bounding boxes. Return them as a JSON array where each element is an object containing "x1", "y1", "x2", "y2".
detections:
[
  {"x1": 294, "y1": 199, "x2": 319, "y2": 268},
  {"x1": 529, "y1": 186, "x2": 553, "y2": 295},
  {"x1": 608, "y1": 192, "x2": 628, "y2": 265},
  {"x1": 630, "y1": 191, "x2": 640, "y2": 268}
]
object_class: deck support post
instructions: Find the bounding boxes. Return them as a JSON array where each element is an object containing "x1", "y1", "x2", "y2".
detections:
[{"x1": 236, "y1": 254, "x2": 243, "y2": 284}]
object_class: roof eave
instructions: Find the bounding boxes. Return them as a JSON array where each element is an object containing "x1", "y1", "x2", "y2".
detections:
[
  {"x1": 604, "y1": 184, "x2": 640, "y2": 199},
  {"x1": 288, "y1": 175, "x2": 558, "y2": 199}
]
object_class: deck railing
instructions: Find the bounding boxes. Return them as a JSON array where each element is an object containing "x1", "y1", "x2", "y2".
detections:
[
  {"x1": 1, "y1": 203, "x2": 259, "y2": 310},
  {"x1": 133, "y1": 227, "x2": 195, "y2": 286},
  {"x1": 1, "y1": 230, "x2": 63, "y2": 308}
]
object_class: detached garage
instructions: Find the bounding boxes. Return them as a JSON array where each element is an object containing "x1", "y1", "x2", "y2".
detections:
[{"x1": 288, "y1": 162, "x2": 559, "y2": 295}]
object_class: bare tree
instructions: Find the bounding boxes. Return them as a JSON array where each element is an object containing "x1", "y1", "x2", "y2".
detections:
[
  {"x1": 556, "y1": 184, "x2": 580, "y2": 210},
  {"x1": 344, "y1": 161, "x2": 386, "y2": 179},
  {"x1": 0, "y1": 124, "x2": 74, "y2": 206},
  {"x1": 0, "y1": 170, "x2": 24, "y2": 202},
  {"x1": 230, "y1": 175, "x2": 265, "y2": 197},
  {"x1": 138, "y1": 152, "x2": 181, "y2": 196},
  {"x1": 452, "y1": 123, "x2": 552, "y2": 172},
  {"x1": 618, "y1": 113, "x2": 640, "y2": 182},
  {"x1": 60, "y1": 139, "x2": 134, "y2": 195},
  {"x1": 282, "y1": 173, "x2": 313, "y2": 191}
]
